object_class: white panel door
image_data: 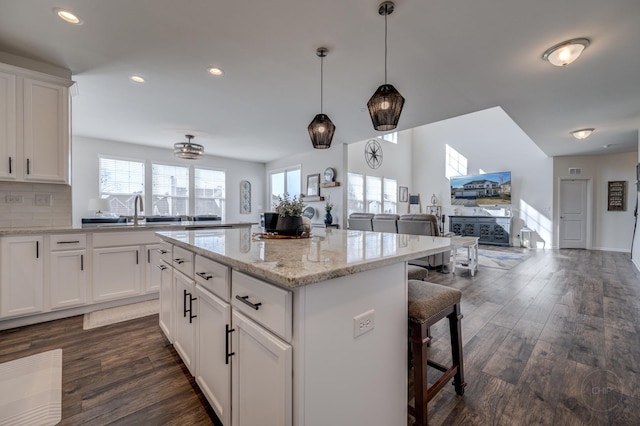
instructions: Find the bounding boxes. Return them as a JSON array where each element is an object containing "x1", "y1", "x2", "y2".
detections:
[
  {"x1": 0, "y1": 236, "x2": 44, "y2": 317},
  {"x1": 231, "y1": 310, "x2": 292, "y2": 426},
  {"x1": 559, "y1": 179, "x2": 588, "y2": 248},
  {"x1": 50, "y1": 249, "x2": 87, "y2": 309}
]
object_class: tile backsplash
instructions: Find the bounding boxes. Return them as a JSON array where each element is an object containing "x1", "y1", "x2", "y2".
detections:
[{"x1": 0, "y1": 182, "x2": 72, "y2": 228}]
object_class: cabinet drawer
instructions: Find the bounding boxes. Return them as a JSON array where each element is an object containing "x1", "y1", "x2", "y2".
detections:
[
  {"x1": 172, "y1": 246, "x2": 194, "y2": 277},
  {"x1": 156, "y1": 241, "x2": 173, "y2": 264},
  {"x1": 49, "y1": 233, "x2": 86, "y2": 250},
  {"x1": 231, "y1": 271, "x2": 292, "y2": 342},
  {"x1": 195, "y1": 255, "x2": 229, "y2": 301}
]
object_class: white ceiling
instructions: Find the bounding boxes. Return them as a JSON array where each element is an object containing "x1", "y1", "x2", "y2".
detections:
[{"x1": 1, "y1": 0, "x2": 638, "y2": 163}]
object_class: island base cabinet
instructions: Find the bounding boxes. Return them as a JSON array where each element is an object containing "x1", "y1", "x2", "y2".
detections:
[
  {"x1": 231, "y1": 310, "x2": 292, "y2": 426},
  {"x1": 174, "y1": 270, "x2": 197, "y2": 375},
  {"x1": 0, "y1": 235, "x2": 44, "y2": 317},
  {"x1": 196, "y1": 285, "x2": 231, "y2": 426}
]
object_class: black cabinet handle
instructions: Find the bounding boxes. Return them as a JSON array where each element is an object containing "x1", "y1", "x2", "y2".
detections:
[
  {"x1": 173, "y1": 258, "x2": 185, "y2": 265},
  {"x1": 147, "y1": 249, "x2": 151, "y2": 263},
  {"x1": 57, "y1": 240, "x2": 80, "y2": 244},
  {"x1": 189, "y1": 294, "x2": 197, "y2": 324},
  {"x1": 196, "y1": 272, "x2": 212, "y2": 280},
  {"x1": 156, "y1": 264, "x2": 167, "y2": 271},
  {"x1": 183, "y1": 289, "x2": 188, "y2": 318},
  {"x1": 81, "y1": 254, "x2": 84, "y2": 271},
  {"x1": 8, "y1": 157, "x2": 11, "y2": 174},
  {"x1": 157, "y1": 249, "x2": 168, "y2": 254},
  {"x1": 26, "y1": 158, "x2": 30, "y2": 175},
  {"x1": 36, "y1": 241, "x2": 39, "y2": 258},
  {"x1": 235, "y1": 295, "x2": 262, "y2": 310},
  {"x1": 136, "y1": 250, "x2": 139, "y2": 264},
  {"x1": 225, "y1": 324, "x2": 235, "y2": 365}
]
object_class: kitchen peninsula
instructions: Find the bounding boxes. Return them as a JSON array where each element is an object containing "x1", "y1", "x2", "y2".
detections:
[{"x1": 156, "y1": 227, "x2": 452, "y2": 426}]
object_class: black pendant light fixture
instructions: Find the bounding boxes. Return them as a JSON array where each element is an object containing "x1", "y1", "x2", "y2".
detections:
[
  {"x1": 174, "y1": 134, "x2": 204, "y2": 160},
  {"x1": 367, "y1": 1, "x2": 405, "y2": 132},
  {"x1": 308, "y1": 47, "x2": 335, "y2": 149}
]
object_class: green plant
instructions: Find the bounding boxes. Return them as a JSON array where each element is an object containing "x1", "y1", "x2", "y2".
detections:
[
  {"x1": 325, "y1": 202, "x2": 333, "y2": 212},
  {"x1": 274, "y1": 193, "x2": 305, "y2": 217}
]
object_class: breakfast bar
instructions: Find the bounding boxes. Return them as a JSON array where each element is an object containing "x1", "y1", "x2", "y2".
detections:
[{"x1": 156, "y1": 227, "x2": 452, "y2": 425}]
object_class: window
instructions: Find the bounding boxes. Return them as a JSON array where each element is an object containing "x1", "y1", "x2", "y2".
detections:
[
  {"x1": 445, "y1": 144, "x2": 467, "y2": 179},
  {"x1": 269, "y1": 167, "x2": 300, "y2": 210},
  {"x1": 195, "y1": 168, "x2": 225, "y2": 218},
  {"x1": 99, "y1": 157, "x2": 145, "y2": 216},
  {"x1": 152, "y1": 164, "x2": 189, "y2": 215},
  {"x1": 348, "y1": 173, "x2": 397, "y2": 216},
  {"x1": 379, "y1": 132, "x2": 397, "y2": 144}
]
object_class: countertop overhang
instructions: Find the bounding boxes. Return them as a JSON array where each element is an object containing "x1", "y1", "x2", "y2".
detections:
[
  {"x1": 157, "y1": 228, "x2": 452, "y2": 289},
  {"x1": 0, "y1": 221, "x2": 256, "y2": 235}
]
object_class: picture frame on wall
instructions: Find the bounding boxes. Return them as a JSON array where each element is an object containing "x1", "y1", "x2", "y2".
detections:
[
  {"x1": 398, "y1": 186, "x2": 408, "y2": 203},
  {"x1": 240, "y1": 180, "x2": 251, "y2": 214},
  {"x1": 307, "y1": 174, "x2": 320, "y2": 197}
]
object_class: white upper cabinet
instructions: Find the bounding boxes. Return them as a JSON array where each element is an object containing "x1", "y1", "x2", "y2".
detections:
[{"x1": 0, "y1": 63, "x2": 71, "y2": 184}]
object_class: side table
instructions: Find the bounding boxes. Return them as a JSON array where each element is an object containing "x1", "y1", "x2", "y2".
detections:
[{"x1": 452, "y1": 236, "x2": 479, "y2": 276}]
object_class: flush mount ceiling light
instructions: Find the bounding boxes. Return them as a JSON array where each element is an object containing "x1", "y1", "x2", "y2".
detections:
[
  {"x1": 174, "y1": 134, "x2": 204, "y2": 160},
  {"x1": 367, "y1": 1, "x2": 405, "y2": 132},
  {"x1": 308, "y1": 47, "x2": 336, "y2": 149},
  {"x1": 53, "y1": 8, "x2": 83, "y2": 25},
  {"x1": 208, "y1": 67, "x2": 224, "y2": 76},
  {"x1": 570, "y1": 128, "x2": 595, "y2": 140},
  {"x1": 542, "y1": 38, "x2": 590, "y2": 67},
  {"x1": 130, "y1": 75, "x2": 145, "y2": 83}
]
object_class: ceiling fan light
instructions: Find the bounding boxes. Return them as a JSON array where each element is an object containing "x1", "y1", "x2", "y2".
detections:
[
  {"x1": 367, "y1": 84, "x2": 405, "y2": 131},
  {"x1": 308, "y1": 113, "x2": 335, "y2": 149},
  {"x1": 174, "y1": 134, "x2": 204, "y2": 159},
  {"x1": 542, "y1": 38, "x2": 590, "y2": 66},
  {"x1": 570, "y1": 128, "x2": 594, "y2": 140}
]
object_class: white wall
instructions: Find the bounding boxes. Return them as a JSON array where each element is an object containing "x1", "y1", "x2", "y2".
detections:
[
  {"x1": 347, "y1": 130, "x2": 414, "y2": 214},
  {"x1": 554, "y1": 152, "x2": 637, "y2": 252},
  {"x1": 265, "y1": 143, "x2": 346, "y2": 226},
  {"x1": 411, "y1": 107, "x2": 553, "y2": 247},
  {"x1": 71, "y1": 136, "x2": 265, "y2": 227}
]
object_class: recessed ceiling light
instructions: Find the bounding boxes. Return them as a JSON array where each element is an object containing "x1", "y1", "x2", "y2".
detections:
[
  {"x1": 130, "y1": 75, "x2": 145, "y2": 83},
  {"x1": 602, "y1": 144, "x2": 612, "y2": 149},
  {"x1": 542, "y1": 38, "x2": 590, "y2": 66},
  {"x1": 570, "y1": 128, "x2": 594, "y2": 140},
  {"x1": 53, "y1": 8, "x2": 83, "y2": 25},
  {"x1": 208, "y1": 67, "x2": 224, "y2": 76}
]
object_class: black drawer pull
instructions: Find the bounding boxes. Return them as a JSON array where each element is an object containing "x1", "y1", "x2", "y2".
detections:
[
  {"x1": 57, "y1": 240, "x2": 80, "y2": 244},
  {"x1": 235, "y1": 295, "x2": 262, "y2": 310},
  {"x1": 157, "y1": 249, "x2": 168, "y2": 254},
  {"x1": 225, "y1": 324, "x2": 235, "y2": 365},
  {"x1": 156, "y1": 264, "x2": 167, "y2": 271},
  {"x1": 196, "y1": 272, "x2": 212, "y2": 280},
  {"x1": 173, "y1": 258, "x2": 185, "y2": 264}
]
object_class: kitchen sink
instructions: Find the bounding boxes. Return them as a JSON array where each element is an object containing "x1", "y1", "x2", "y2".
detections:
[
  {"x1": 144, "y1": 216, "x2": 183, "y2": 222},
  {"x1": 81, "y1": 217, "x2": 128, "y2": 225}
]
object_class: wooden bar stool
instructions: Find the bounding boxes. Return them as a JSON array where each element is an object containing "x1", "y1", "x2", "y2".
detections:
[
  {"x1": 407, "y1": 264, "x2": 429, "y2": 281},
  {"x1": 408, "y1": 280, "x2": 466, "y2": 426}
]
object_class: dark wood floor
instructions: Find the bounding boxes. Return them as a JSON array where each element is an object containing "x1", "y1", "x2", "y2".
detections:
[{"x1": 1, "y1": 246, "x2": 639, "y2": 425}]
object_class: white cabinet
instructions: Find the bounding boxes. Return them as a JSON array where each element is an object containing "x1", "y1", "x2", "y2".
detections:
[
  {"x1": 158, "y1": 261, "x2": 173, "y2": 342},
  {"x1": 92, "y1": 245, "x2": 142, "y2": 302},
  {"x1": 145, "y1": 243, "x2": 163, "y2": 293},
  {"x1": 231, "y1": 310, "x2": 292, "y2": 426},
  {"x1": 0, "y1": 63, "x2": 71, "y2": 183},
  {"x1": 0, "y1": 235, "x2": 44, "y2": 317},
  {"x1": 49, "y1": 234, "x2": 88, "y2": 309},
  {"x1": 174, "y1": 270, "x2": 197, "y2": 375},
  {"x1": 196, "y1": 284, "x2": 231, "y2": 426}
]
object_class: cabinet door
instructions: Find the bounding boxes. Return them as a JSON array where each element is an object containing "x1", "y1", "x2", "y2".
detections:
[
  {"x1": 146, "y1": 244, "x2": 163, "y2": 293},
  {"x1": 0, "y1": 236, "x2": 44, "y2": 317},
  {"x1": 232, "y1": 310, "x2": 292, "y2": 426},
  {"x1": 22, "y1": 77, "x2": 69, "y2": 183},
  {"x1": 159, "y1": 262, "x2": 173, "y2": 342},
  {"x1": 0, "y1": 71, "x2": 17, "y2": 180},
  {"x1": 174, "y1": 271, "x2": 197, "y2": 375},
  {"x1": 492, "y1": 220, "x2": 510, "y2": 245},
  {"x1": 196, "y1": 285, "x2": 231, "y2": 426},
  {"x1": 50, "y1": 249, "x2": 87, "y2": 309},
  {"x1": 92, "y1": 246, "x2": 142, "y2": 302}
]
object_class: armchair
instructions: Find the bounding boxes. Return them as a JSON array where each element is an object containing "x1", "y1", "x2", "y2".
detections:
[
  {"x1": 372, "y1": 214, "x2": 400, "y2": 233},
  {"x1": 398, "y1": 214, "x2": 454, "y2": 269},
  {"x1": 348, "y1": 213, "x2": 374, "y2": 231}
]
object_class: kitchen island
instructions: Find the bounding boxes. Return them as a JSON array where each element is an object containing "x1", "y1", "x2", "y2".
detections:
[{"x1": 156, "y1": 227, "x2": 452, "y2": 426}]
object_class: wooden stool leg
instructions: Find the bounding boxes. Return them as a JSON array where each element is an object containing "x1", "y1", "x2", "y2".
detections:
[
  {"x1": 409, "y1": 321, "x2": 430, "y2": 426},
  {"x1": 448, "y1": 304, "x2": 466, "y2": 395}
]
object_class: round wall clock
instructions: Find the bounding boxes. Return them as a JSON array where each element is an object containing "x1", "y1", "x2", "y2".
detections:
[{"x1": 365, "y1": 139, "x2": 383, "y2": 169}]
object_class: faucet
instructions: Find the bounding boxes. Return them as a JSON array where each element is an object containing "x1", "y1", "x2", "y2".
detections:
[{"x1": 133, "y1": 194, "x2": 144, "y2": 225}]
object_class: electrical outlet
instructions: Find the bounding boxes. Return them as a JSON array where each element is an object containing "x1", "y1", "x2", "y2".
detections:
[
  {"x1": 35, "y1": 194, "x2": 51, "y2": 206},
  {"x1": 5, "y1": 195, "x2": 23, "y2": 204},
  {"x1": 353, "y1": 309, "x2": 375, "y2": 338}
]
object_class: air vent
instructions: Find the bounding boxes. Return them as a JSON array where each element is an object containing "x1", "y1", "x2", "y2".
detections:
[{"x1": 569, "y1": 168, "x2": 582, "y2": 175}]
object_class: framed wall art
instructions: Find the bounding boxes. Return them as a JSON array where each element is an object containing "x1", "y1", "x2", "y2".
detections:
[
  {"x1": 398, "y1": 186, "x2": 408, "y2": 203},
  {"x1": 607, "y1": 180, "x2": 626, "y2": 211},
  {"x1": 240, "y1": 180, "x2": 251, "y2": 214},
  {"x1": 307, "y1": 174, "x2": 320, "y2": 197}
]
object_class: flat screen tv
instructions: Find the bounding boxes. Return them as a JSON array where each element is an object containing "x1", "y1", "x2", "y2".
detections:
[{"x1": 450, "y1": 171, "x2": 511, "y2": 206}]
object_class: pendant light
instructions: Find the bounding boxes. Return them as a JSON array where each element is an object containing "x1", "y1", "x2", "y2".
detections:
[
  {"x1": 367, "y1": 1, "x2": 405, "y2": 132},
  {"x1": 174, "y1": 134, "x2": 204, "y2": 160},
  {"x1": 308, "y1": 47, "x2": 335, "y2": 149}
]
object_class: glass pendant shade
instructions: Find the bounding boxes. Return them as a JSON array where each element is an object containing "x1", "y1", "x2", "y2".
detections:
[
  {"x1": 308, "y1": 113, "x2": 335, "y2": 149},
  {"x1": 174, "y1": 134, "x2": 204, "y2": 159},
  {"x1": 367, "y1": 83, "x2": 405, "y2": 131}
]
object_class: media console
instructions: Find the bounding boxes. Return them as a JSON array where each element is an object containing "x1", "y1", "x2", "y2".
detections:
[{"x1": 449, "y1": 216, "x2": 511, "y2": 246}]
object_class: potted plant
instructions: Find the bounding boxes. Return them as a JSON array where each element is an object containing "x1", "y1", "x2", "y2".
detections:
[
  {"x1": 274, "y1": 193, "x2": 306, "y2": 235},
  {"x1": 324, "y1": 201, "x2": 334, "y2": 226}
]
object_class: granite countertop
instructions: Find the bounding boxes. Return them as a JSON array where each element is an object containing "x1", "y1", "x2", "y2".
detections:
[
  {"x1": 0, "y1": 221, "x2": 256, "y2": 235},
  {"x1": 157, "y1": 227, "x2": 452, "y2": 289}
]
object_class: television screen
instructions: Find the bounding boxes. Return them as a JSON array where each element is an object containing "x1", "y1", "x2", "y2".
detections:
[{"x1": 450, "y1": 171, "x2": 511, "y2": 206}]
